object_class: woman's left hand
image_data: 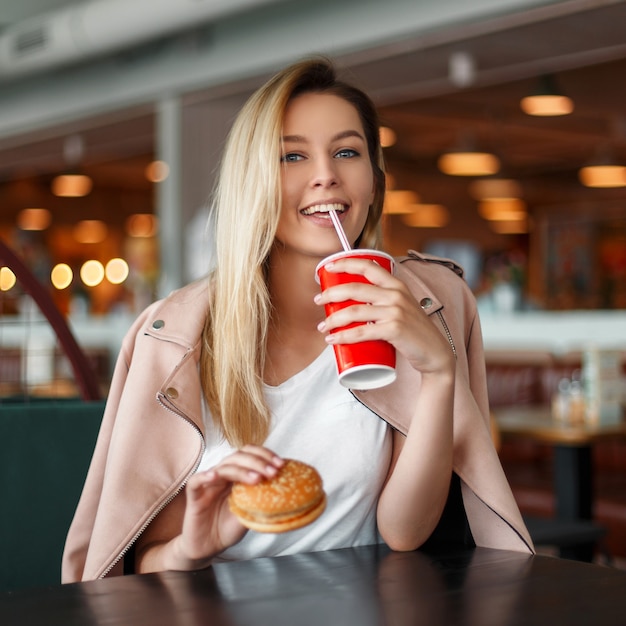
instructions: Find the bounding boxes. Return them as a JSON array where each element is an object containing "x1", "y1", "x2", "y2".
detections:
[{"x1": 314, "y1": 256, "x2": 454, "y2": 376}]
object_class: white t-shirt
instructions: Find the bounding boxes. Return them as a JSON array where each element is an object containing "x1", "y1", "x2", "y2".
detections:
[{"x1": 198, "y1": 345, "x2": 392, "y2": 561}]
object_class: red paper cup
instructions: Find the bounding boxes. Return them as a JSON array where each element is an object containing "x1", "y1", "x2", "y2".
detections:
[{"x1": 315, "y1": 249, "x2": 396, "y2": 390}]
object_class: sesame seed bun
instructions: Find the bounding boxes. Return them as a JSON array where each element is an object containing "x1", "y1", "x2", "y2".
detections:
[{"x1": 228, "y1": 459, "x2": 326, "y2": 533}]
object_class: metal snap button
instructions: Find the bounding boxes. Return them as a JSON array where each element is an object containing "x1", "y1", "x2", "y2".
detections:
[
  {"x1": 420, "y1": 297, "x2": 433, "y2": 309},
  {"x1": 152, "y1": 319, "x2": 165, "y2": 330},
  {"x1": 165, "y1": 387, "x2": 179, "y2": 399}
]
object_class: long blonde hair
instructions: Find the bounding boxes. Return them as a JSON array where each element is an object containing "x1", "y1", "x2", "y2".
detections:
[{"x1": 201, "y1": 58, "x2": 386, "y2": 446}]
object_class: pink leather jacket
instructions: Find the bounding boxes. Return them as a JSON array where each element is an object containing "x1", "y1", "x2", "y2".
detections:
[{"x1": 62, "y1": 251, "x2": 533, "y2": 583}]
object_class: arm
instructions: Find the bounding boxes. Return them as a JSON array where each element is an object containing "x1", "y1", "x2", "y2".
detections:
[
  {"x1": 377, "y1": 367, "x2": 454, "y2": 551},
  {"x1": 315, "y1": 256, "x2": 456, "y2": 551}
]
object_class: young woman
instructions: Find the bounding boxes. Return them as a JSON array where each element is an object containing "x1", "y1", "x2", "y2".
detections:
[{"x1": 62, "y1": 58, "x2": 533, "y2": 583}]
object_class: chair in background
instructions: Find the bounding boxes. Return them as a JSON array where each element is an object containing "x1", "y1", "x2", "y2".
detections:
[{"x1": 0, "y1": 398, "x2": 105, "y2": 591}]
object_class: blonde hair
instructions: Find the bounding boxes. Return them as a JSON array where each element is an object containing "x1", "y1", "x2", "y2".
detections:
[{"x1": 201, "y1": 58, "x2": 386, "y2": 446}]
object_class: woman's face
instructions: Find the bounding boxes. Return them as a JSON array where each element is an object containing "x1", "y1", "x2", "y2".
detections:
[{"x1": 276, "y1": 92, "x2": 375, "y2": 258}]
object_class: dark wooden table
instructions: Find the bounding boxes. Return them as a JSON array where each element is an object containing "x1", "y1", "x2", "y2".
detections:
[
  {"x1": 2, "y1": 544, "x2": 626, "y2": 626},
  {"x1": 495, "y1": 406, "x2": 626, "y2": 561}
]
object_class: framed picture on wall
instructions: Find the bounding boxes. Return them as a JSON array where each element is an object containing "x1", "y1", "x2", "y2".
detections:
[
  {"x1": 537, "y1": 205, "x2": 626, "y2": 310},
  {"x1": 544, "y1": 216, "x2": 597, "y2": 309}
]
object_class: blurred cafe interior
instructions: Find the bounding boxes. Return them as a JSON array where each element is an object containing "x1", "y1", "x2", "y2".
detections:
[
  {"x1": 0, "y1": 0, "x2": 626, "y2": 400},
  {"x1": 1, "y1": 0, "x2": 626, "y2": 573}
]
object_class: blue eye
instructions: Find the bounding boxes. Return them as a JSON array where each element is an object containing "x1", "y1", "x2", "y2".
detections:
[
  {"x1": 281, "y1": 152, "x2": 303, "y2": 163},
  {"x1": 335, "y1": 148, "x2": 359, "y2": 159}
]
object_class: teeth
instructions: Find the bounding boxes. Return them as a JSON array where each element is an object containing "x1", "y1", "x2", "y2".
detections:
[{"x1": 301, "y1": 203, "x2": 346, "y2": 216}]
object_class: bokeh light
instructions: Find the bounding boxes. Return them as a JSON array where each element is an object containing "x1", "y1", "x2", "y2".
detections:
[
  {"x1": 0, "y1": 267, "x2": 17, "y2": 291},
  {"x1": 105, "y1": 258, "x2": 129, "y2": 284},
  {"x1": 51, "y1": 263, "x2": 73, "y2": 290},
  {"x1": 17, "y1": 208, "x2": 52, "y2": 231},
  {"x1": 73, "y1": 220, "x2": 108, "y2": 244},
  {"x1": 145, "y1": 160, "x2": 170, "y2": 183},
  {"x1": 52, "y1": 174, "x2": 93, "y2": 197},
  {"x1": 80, "y1": 260, "x2": 105, "y2": 287},
  {"x1": 126, "y1": 213, "x2": 159, "y2": 237}
]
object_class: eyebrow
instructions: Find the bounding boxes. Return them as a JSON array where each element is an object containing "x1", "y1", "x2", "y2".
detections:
[{"x1": 281, "y1": 129, "x2": 366, "y2": 143}]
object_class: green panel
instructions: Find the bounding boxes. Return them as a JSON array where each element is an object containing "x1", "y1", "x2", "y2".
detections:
[{"x1": 0, "y1": 399, "x2": 105, "y2": 591}]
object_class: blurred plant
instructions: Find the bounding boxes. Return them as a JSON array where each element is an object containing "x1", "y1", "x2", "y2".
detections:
[{"x1": 484, "y1": 249, "x2": 526, "y2": 287}]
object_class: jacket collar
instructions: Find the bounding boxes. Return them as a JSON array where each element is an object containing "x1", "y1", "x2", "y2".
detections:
[{"x1": 142, "y1": 279, "x2": 210, "y2": 349}]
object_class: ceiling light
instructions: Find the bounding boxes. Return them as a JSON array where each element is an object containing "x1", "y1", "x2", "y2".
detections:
[
  {"x1": 73, "y1": 220, "x2": 108, "y2": 244},
  {"x1": 401, "y1": 204, "x2": 449, "y2": 228},
  {"x1": 52, "y1": 173, "x2": 93, "y2": 197},
  {"x1": 126, "y1": 213, "x2": 159, "y2": 237},
  {"x1": 438, "y1": 132, "x2": 500, "y2": 176},
  {"x1": 17, "y1": 208, "x2": 52, "y2": 231},
  {"x1": 478, "y1": 198, "x2": 527, "y2": 221},
  {"x1": 468, "y1": 178, "x2": 523, "y2": 200},
  {"x1": 578, "y1": 144, "x2": 626, "y2": 188},
  {"x1": 489, "y1": 218, "x2": 530, "y2": 234},
  {"x1": 383, "y1": 190, "x2": 420, "y2": 214},
  {"x1": 579, "y1": 164, "x2": 626, "y2": 188},
  {"x1": 520, "y1": 75, "x2": 574, "y2": 116},
  {"x1": 52, "y1": 134, "x2": 93, "y2": 197},
  {"x1": 438, "y1": 151, "x2": 500, "y2": 176}
]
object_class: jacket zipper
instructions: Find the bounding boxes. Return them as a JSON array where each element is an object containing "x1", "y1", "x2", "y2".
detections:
[
  {"x1": 99, "y1": 394, "x2": 205, "y2": 578},
  {"x1": 436, "y1": 310, "x2": 457, "y2": 359}
]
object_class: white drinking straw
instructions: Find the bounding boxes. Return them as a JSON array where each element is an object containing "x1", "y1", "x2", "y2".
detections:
[{"x1": 329, "y1": 209, "x2": 351, "y2": 252}]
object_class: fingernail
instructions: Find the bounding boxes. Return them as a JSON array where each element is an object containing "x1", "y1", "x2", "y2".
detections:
[
  {"x1": 317, "y1": 320, "x2": 326, "y2": 331},
  {"x1": 314, "y1": 293, "x2": 322, "y2": 304}
]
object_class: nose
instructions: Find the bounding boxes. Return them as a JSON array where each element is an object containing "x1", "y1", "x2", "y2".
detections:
[{"x1": 311, "y1": 155, "x2": 338, "y2": 188}]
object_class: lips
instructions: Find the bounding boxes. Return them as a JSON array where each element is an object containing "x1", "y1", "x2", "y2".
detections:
[{"x1": 300, "y1": 202, "x2": 347, "y2": 216}]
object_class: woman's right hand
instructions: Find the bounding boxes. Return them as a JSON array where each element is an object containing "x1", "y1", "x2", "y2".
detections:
[{"x1": 174, "y1": 445, "x2": 285, "y2": 567}]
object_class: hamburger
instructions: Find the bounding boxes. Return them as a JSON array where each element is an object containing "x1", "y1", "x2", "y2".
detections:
[{"x1": 228, "y1": 459, "x2": 326, "y2": 533}]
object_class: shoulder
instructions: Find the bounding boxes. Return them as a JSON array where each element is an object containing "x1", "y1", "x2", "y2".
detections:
[
  {"x1": 123, "y1": 279, "x2": 211, "y2": 350},
  {"x1": 394, "y1": 250, "x2": 478, "y2": 321},
  {"x1": 394, "y1": 250, "x2": 470, "y2": 300},
  {"x1": 396, "y1": 250, "x2": 465, "y2": 280}
]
